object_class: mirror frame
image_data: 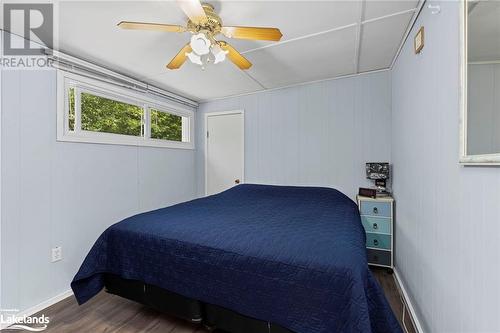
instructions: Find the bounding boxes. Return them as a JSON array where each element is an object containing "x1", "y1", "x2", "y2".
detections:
[{"x1": 460, "y1": 0, "x2": 500, "y2": 165}]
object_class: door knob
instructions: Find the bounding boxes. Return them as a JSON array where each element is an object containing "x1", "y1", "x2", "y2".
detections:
[{"x1": 235, "y1": 179, "x2": 240, "y2": 184}]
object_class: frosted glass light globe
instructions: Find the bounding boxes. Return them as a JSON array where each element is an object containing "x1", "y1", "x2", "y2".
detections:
[
  {"x1": 190, "y1": 33, "x2": 210, "y2": 55},
  {"x1": 211, "y1": 44, "x2": 229, "y2": 64},
  {"x1": 186, "y1": 51, "x2": 202, "y2": 65}
]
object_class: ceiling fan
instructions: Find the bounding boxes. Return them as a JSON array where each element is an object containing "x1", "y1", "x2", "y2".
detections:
[{"x1": 117, "y1": 0, "x2": 283, "y2": 70}]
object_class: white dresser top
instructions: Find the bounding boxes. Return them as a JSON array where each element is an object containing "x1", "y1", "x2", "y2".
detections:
[{"x1": 356, "y1": 195, "x2": 394, "y2": 202}]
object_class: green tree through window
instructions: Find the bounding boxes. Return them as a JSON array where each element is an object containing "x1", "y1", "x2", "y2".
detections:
[
  {"x1": 151, "y1": 109, "x2": 182, "y2": 142},
  {"x1": 67, "y1": 89, "x2": 187, "y2": 143},
  {"x1": 81, "y1": 93, "x2": 143, "y2": 136},
  {"x1": 68, "y1": 88, "x2": 75, "y2": 131}
]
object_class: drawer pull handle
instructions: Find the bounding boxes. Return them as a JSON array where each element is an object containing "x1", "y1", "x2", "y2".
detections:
[
  {"x1": 373, "y1": 207, "x2": 379, "y2": 214},
  {"x1": 373, "y1": 239, "x2": 379, "y2": 246},
  {"x1": 373, "y1": 223, "x2": 378, "y2": 230}
]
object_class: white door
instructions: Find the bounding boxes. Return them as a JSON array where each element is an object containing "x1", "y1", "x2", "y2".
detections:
[{"x1": 206, "y1": 112, "x2": 244, "y2": 196}]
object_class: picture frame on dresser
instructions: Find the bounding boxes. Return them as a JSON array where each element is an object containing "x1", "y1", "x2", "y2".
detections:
[{"x1": 356, "y1": 195, "x2": 394, "y2": 273}]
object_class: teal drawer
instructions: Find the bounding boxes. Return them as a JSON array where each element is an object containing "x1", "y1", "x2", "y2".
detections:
[
  {"x1": 361, "y1": 216, "x2": 391, "y2": 234},
  {"x1": 366, "y1": 232, "x2": 391, "y2": 250},
  {"x1": 360, "y1": 201, "x2": 391, "y2": 217},
  {"x1": 367, "y1": 249, "x2": 392, "y2": 267}
]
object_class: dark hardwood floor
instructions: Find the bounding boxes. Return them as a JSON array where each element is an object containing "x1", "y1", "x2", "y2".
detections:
[
  {"x1": 10, "y1": 268, "x2": 415, "y2": 333},
  {"x1": 371, "y1": 268, "x2": 416, "y2": 333}
]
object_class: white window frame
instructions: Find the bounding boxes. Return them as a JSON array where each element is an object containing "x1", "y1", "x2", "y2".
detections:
[{"x1": 57, "y1": 71, "x2": 195, "y2": 149}]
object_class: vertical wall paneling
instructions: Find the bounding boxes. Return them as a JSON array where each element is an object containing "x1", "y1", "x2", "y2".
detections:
[
  {"x1": 196, "y1": 71, "x2": 392, "y2": 200},
  {"x1": 391, "y1": 2, "x2": 500, "y2": 331},
  {"x1": 0, "y1": 49, "x2": 197, "y2": 313}
]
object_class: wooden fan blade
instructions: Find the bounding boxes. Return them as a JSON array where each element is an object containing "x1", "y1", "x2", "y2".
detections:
[
  {"x1": 221, "y1": 26, "x2": 283, "y2": 41},
  {"x1": 219, "y1": 42, "x2": 252, "y2": 70},
  {"x1": 117, "y1": 21, "x2": 186, "y2": 33},
  {"x1": 176, "y1": 0, "x2": 208, "y2": 25},
  {"x1": 167, "y1": 44, "x2": 192, "y2": 70}
]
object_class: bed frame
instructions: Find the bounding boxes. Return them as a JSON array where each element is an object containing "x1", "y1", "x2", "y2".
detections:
[{"x1": 104, "y1": 274, "x2": 294, "y2": 333}]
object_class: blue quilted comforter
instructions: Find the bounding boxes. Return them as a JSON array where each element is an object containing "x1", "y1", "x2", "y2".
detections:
[{"x1": 72, "y1": 184, "x2": 401, "y2": 333}]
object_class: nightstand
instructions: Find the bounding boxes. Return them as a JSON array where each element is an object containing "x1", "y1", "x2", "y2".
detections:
[{"x1": 356, "y1": 195, "x2": 394, "y2": 272}]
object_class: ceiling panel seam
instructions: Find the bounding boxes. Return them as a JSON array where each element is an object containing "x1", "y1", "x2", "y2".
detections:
[
  {"x1": 354, "y1": 0, "x2": 367, "y2": 74},
  {"x1": 241, "y1": 23, "x2": 357, "y2": 55},
  {"x1": 389, "y1": 0, "x2": 426, "y2": 69},
  {"x1": 240, "y1": 7, "x2": 419, "y2": 57},
  {"x1": 243, "y1": 71, "x2": 267, "y2": 90},
  {"x1": 362, "y1": 8, "x2": 418, "y2": 25}
]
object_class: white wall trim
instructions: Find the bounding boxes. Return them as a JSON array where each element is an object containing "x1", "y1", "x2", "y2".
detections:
[
  {"x1": 0, "y1": 289, "x2": 74, "y2": 330},
  {"x1": 393, "y1": 268, "x2": 425, "y2": 333},
  {"x1": 458, "y1": 1, "x2": 500, "y2": 165},
  {"x1": 390, "y1": 0, "x2": 426, "y2": 69},
  {"x1": 468, "y1": 60, "x2": 500, "y2": 65},
  {"x1": 57, "y1": 71, "x2": 195, "y2": 150},
  {"x1": 199, "y1": 68, "x2": 391, "y2": 103},
  {"x1": 204, "y1": 110, "x2": 245, "y2": 196}
]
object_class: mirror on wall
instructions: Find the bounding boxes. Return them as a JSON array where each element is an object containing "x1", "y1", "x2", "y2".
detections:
[{"x1": 461, "y1": 0, "x2": 500, "y2": 164}]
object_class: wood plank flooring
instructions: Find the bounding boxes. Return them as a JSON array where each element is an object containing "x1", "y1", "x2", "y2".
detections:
[
  {"x1": 9, "y1": 268, "x2": 416, "y2": 333},
  {"x1": 371, "y1": 268, "x2": 416, "y2": 333}
]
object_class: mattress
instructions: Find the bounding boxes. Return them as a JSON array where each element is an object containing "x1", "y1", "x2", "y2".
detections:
[{"x1": 71, "y1": 184, "x2": 402, "y2": 333}]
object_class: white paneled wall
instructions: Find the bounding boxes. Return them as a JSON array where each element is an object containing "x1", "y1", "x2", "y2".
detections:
[
  {"x1": 196, "y1": 71, "x2": 392, "y2": 200},
  {"x1": 0, "y1": 68, "x2": 197, "y2": 314},
  {"x1": 392, "y1": 2, "x2": 500, "y2": 332}
]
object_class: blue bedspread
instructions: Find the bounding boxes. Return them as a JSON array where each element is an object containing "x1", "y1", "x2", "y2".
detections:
[{"x1": 72, "y1": 184, "x2": 401, "y2": 333}]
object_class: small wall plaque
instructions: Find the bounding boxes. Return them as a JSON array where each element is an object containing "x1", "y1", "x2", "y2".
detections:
[{"x1": 414, "y1": 26, "x2": 424, "y2": 54}]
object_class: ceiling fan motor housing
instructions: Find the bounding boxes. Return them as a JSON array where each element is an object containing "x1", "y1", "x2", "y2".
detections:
[{"x1": 187, "y1": 3, "x2": 222, "y2": 36}]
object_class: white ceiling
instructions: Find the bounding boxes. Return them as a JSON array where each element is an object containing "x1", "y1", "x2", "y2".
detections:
[
  {"x1": 468, "y1": 1, "x2": 500, "y2": 62},
  {"x1": 54, "y1": 1, "x2": 420, "y2": 102}
]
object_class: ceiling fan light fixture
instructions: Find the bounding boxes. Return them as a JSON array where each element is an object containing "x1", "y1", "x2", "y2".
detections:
[
  {"x1": 190, "y1": 33, "x2": 211, "y2": 55},
  {"x1": 211, "y1": 44, "x2": 228, "y2": 64},
  {"x1": 186, "y1": 51, "x2": 203, "y2": 65},
  {"x1": 119, "y1": 0, "x2": 282, "y2": 70}
]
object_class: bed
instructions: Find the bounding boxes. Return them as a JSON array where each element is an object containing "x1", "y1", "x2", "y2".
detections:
[{"x1": 71, "y1": 184, "x2": 402, "y2": 333}]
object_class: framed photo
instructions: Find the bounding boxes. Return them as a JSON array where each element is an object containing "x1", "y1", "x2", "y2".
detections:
[{"x1": 414, "y1": 26, "x2": 424, "y2": 54}]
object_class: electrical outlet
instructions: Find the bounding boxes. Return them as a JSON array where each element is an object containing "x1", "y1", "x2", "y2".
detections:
[{"x1": 51, "y1": 246, "x2": 62, "y2": 262}]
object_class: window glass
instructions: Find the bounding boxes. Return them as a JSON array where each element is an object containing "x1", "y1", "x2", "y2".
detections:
[
  {"x1": 81, "y1": 92, "x2": 143, "y2": 136},
  {"x1": 150, "y1": 108, "x2": 183, "y2": 142},
  {"x1": 68, "y1": 87, "x2": 75, "y2": 131}
]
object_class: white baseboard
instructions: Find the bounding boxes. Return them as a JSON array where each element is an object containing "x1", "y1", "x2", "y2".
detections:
[
  {"x1": 393, "y1": 268, "x2": 425, "y2": 333},
  {"x1": 0, "y1": 289, "x2": 74, "y2": 330}
]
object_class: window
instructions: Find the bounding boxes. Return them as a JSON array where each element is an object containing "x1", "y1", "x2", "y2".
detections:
[{"x1": 57, "y1": 72, "x2": 194, "y2": 149}]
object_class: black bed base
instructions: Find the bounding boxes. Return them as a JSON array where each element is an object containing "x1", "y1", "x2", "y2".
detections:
[{"x1": 104, "y1": 274, "x2": 293, "y2": 333}]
